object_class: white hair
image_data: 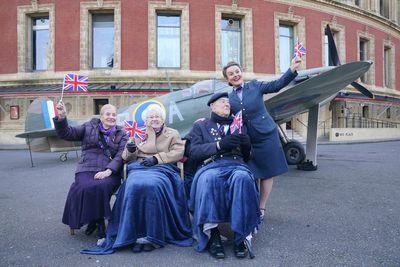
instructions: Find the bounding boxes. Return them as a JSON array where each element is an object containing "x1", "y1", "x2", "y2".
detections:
[
  {"x1": 100, "y1": 104, "x2": 116, "y2": 115},
  {"x1": 141, "y1": 104, "x2": 166, "y2": 122}
]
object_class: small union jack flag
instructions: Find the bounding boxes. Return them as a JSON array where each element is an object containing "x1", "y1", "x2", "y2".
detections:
[
  {"x1": 230, "y1": 110, "x2": 242, "y2": 134},
  {"x1": 294, "y1": 38, "x2": 307, "y2": 59},
  {"x1": 124, "y1": 120, "x2": 147, "y2": 141},
  {"x1": 63, "y1": 73, "x2": 89, "y2": 92}
]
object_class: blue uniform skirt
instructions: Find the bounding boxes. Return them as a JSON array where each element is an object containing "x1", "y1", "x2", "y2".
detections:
[
  {"x1": 248, "y1": 127, "x2": 288, "y2": 179},
  {"x1": 81, "y1": 162, "x2": 192, "y2": 255}
]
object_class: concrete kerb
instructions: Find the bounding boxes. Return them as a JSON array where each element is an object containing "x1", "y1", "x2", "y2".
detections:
[
  {"x1": 0, "y1": 144, "x2": 28, "y2": 150},
  {"x1": 317, "y1": 137, "x2": 400, "y2": 145},
  {"x1": 1, "y1": 138, "x2": 400, "y2": 151}
]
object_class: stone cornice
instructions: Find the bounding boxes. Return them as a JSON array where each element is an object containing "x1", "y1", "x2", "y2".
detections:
[
  {"x1": 266, "y1": 0, "x2": 400, "y2": 38},
  {"x1": 0, "y1": 68, "x2": 281, "y2": 86}
]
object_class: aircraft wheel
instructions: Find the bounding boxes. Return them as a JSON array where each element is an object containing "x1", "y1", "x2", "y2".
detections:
[
  {"x1": 60, "y1": 153, "x2": 68, "y2": 162},
  {"x1": 283, "y1": 141, "x2": 305, "y2": 165}
]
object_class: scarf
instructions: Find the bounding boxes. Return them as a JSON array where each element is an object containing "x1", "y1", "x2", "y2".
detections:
[
  {"x1": 154, "y1": 124, "x2": 164, "y2": 137},
  {"x1": 99, "y1": 122, "x2": 117, "y2": 145},
  {"x1": 210, "y1": 112, "x2": 233, "y2": 125}
]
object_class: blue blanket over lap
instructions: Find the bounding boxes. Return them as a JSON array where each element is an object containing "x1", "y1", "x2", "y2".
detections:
[
  {"x1": 81, "y1": 162, "x2": 192, "y2": 255},
  {"x1": 189, "y1": 160, "x2": 260, "y2": 252}
]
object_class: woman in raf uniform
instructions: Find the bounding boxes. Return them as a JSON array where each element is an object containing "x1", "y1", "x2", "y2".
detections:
[{"x1": 223, "y1": 58, "x2": 302, "y2": 218}]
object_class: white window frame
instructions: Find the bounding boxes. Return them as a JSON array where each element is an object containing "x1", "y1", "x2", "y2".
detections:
[
  {"x1": 383, "y1": 40, "x2": 395, "y2": 89},
  {"x1": 17, "y1": 4, "x2": 55, "y2": 72},
  {"x1": 148, "y1": 1, "x2": 189, "y2": 70},
  {"x1": 156, "y1": 13, "x2": 182, "y2": 69},
  {"x1": 216, "y1": 5, "x2": 252, "y2": 73},
  {"x1": 278, "y1": 24, "x2": 294, "y2": 73},
  {"x1": 321, "y1": 22, "x2": 346, "y2": 67},
  {"x1": 221, "y1": 16, "x2": 243, "y2": 67},
  {"x1": 357, "y1": 31, "x2": 375, "y2": 85},
  {"x1": 80, "y1": 1, "x2": 121, "y2": 70},
  {"x1": 91, "y1": 13, "x2": 115, "y2": 69},
  {"x1": 274, "y1": 12, "x2": 306, "y2": 74}
]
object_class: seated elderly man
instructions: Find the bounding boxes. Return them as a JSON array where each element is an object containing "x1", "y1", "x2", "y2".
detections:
[
  {"x1": 188, "y1": 92, "x2": 260, "y2": 259},
  {"x1": 81, "y1": 104, "x2": 192, "y2": 255}
]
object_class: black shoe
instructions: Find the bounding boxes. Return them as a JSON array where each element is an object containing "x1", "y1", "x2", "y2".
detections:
[
  {"x1": 96, "y1": 219, "x2": 106, "y2": 239},
  {"x1": 132, "y1": 243, "x2": 143, "y2": 253},
  {"x1": 142, "y1": 243, "x2": 156, "y2": 252},
  {"x1": 208, "y1": 228, "x2": 225, "y2": 259},
  {"x1": 234, "y1": 241, "x2": 248, "y2": 258},
  {"x1": 85, "y1": 221, "x2": 97, "y2": 236}
]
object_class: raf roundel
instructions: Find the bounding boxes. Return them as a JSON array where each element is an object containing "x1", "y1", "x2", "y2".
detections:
[{"x1": 131, "y1": 100, "x2": 166, "y2": 126}]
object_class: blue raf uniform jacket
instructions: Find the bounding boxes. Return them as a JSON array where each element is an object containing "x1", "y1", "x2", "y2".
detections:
[
  {"x1": 189, "y1": 119, "x2": 246, "y2": 164},
  {"x1": 229, "y1": 68, "x2": 297, "y2": 140}
]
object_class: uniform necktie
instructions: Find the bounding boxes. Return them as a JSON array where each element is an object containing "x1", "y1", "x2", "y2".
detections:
[
  {"x1": 236, "y1": 86, "x2": 243, "y2": 100},
  {"x1": 218, "y1": 124, "x2": 226, "y2": 137}
]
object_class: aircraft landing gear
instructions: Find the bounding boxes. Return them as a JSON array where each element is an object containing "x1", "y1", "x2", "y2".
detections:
[
  {"x1": 60, "y1": 152, "x2": 68, "y2": 162},
  {"x1": 283, "y1": 141, "x2": 305, "y2": 165},
  {"x1": 277, "y1": 125, "x2": 305, "y2": 165}
]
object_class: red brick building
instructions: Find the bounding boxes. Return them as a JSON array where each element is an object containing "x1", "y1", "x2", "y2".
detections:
[{"x1": 0, "y1": 0, "x2": 399, "y2": 144}]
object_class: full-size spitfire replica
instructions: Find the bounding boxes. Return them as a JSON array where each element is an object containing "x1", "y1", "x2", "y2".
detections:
[{"x1": 17, "y1": 25, "x2": 373, "y2": 169}]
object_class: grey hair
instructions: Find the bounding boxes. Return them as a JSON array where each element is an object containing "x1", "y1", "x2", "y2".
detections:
[
  {"x1": 100, "y1": 104, "x2": 116, "y2": 115},
  {"x1": 141, "y1": 104, "x2": 166, "y2": 122}
]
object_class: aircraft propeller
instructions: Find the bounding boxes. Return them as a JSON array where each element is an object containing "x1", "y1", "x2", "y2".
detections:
[{"x1": 325, "y1": 24, "x2": 374, "y2": 99}]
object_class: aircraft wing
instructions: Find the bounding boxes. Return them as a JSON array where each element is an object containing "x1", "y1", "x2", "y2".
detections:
[
  {"x1": 15, "y1": 128, "x2": 81, "y2": 152},
  {"x1": 266, "y1": 61, "x2": 372, "y2": 123},
  {"x1": 15, "y1": 128, "x2": 57, "y2": 139},
  {"x1": 116, "y1": 61, "x2": 372, "y2": 138},
  {"x1": 15, "y1": 97, "x2": 82, "y2": 156}
]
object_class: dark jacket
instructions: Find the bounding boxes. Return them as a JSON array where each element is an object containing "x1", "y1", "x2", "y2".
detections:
[
  {"x1": 189, "y1": 118, "x2": 249, "y2": 165},
  {"x1": 229, "y1": 68, "x2": 297, "y2": 140},
  {"x1": 53, "y1": 117, "x2": 128, "y2": 174}
]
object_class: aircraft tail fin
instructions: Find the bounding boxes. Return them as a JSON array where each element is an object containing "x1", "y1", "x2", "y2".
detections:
[{"x1": 26, "y1": 97, "x2": 58, "y2": 132}]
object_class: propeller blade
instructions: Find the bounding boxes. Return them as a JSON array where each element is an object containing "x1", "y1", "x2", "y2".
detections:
[
  {"x1": 351, "y1": 81, "x2": 374, "y2": 99},
  {"x1": 325, "y1": 24, "x2": 341, "y2": 66}
]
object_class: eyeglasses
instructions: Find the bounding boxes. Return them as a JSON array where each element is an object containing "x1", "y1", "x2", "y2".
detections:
[{"x1": 147, "y1": 115, "x2": 161, "y2": 119}]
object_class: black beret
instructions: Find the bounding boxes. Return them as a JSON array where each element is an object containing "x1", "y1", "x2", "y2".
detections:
[{"x1": 207, "y1": 92, "x2": 229, "y2": 106}]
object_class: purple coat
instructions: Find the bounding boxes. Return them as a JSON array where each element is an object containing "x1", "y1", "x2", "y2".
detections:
[{"x1": 53, "y1": 117, "x2": 128, "y2": 174}]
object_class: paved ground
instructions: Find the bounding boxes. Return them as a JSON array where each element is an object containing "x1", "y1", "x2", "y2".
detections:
[{"x1": 0, "y1": 141, "x2": 399, "y2": 267}]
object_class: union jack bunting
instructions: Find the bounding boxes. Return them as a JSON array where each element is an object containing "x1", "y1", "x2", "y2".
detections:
[
  {"x1": 63, "y1": 73, "x2": 89, "y2": 92},
  {"x1": 294, "y1": 38, "x2": 307, "y2": 59},
  {"x1": 230, "y1": 110, "x2": 242, "y2": 134},
  {"x1": 124, "y1": 120, "x2": 147, "y2": 141}
]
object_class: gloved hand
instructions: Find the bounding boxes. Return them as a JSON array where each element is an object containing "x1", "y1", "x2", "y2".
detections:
[
  {"x1": 239, "y1": 134, "x2": 251, "y2": 161},
  {"x1": 241, "y1": 144, "x2": 251, "y2": 162},
  {"x1": 141, "y1": 156, "x2": 158, "y2": 167},
  {"x1": 126, "y1": 141, "x2": 137, "y2": 153},
  {"x1": 219, "y1": 134, "x2": 241, "y2": 151},
  {"x1": 239, "y1": 134, "x2": 251, "y2": 148}
]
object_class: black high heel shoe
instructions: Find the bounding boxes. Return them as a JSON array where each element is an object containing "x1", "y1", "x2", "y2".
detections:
[
  {"x1": 85, "y1": 221, "x2": 97, "y2": 236},
  {"x1": 96, "y1": 219, "x2": 106, "y2": 239}
]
